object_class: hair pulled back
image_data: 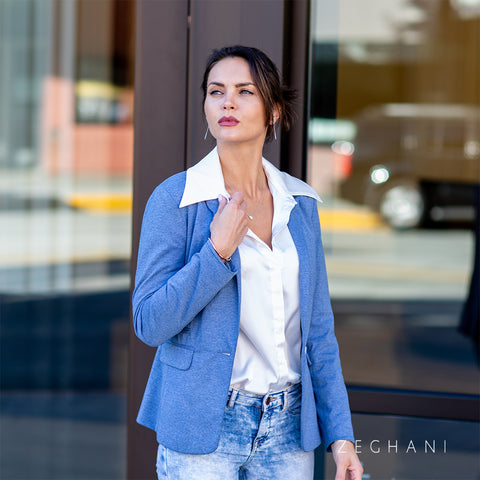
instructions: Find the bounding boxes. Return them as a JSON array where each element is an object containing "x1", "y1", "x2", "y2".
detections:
[{"x1": 201, "y1": 45, "x2": 296, "y2": 142}]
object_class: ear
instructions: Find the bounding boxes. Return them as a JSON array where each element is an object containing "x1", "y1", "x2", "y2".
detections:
[{"x1": 271, "y1": 104, "x2": 281, "y2": 125}]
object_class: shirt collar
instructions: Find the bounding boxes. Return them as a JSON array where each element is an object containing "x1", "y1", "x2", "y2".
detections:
[{"x1": 179, "y1": 146, "x2": 322, "y2": 208}]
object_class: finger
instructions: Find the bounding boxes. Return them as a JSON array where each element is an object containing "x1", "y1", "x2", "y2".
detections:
[
  {"x1": 216, "y1": 195, "x2": 228, "y2": 214},
  {"x1": 229, "y1": 191, "x2": 245, "y2": 205},
  {"x1": 238, "y1": 198, "x2": 247, "y2": 212},
  {"x1": 349, "y1": 465, "x2": 364, "y2": 480},
  {"x1": 344, "y1": 460, "x2": 363, "y2": 480},
  {"x1": 335, "y1": 473, "x2": 345, "y2": 480},
  {"x1": 230, "y1": 192, "x2": 247, "y2": 212},
  {"x1": 334, "y1": 466, "x2": 346, "y2": 480},
  {"x1": 240, "y1": 223, "x2": 249, "y2": 238}
]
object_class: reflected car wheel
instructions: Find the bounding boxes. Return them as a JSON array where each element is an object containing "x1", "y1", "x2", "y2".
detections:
[{"x1": 379, "y1": 182, "x2": 425, "y2": 229}]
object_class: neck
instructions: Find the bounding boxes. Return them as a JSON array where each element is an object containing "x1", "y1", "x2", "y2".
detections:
[{"x1": 217, "y1": 141, "x2": 266, "y2": 197}]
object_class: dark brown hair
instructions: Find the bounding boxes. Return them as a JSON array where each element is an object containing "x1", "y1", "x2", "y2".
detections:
[{"x1": 201, "y1": 45, "x2": 296, "y2": 142}]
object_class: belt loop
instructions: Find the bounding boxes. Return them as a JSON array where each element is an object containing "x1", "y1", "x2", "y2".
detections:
[
  {"x1": 282, "y1": 389, "x2": 288, "y2": 412},
  {"x1": 227, "y1": 389, "x2": 238, "y2": 409}
]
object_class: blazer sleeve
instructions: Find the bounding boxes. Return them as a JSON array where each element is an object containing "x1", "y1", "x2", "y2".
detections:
[
  {"x1": 306, "y1": 199, "x2": 355, "y2": 449},
  {"x1": 132, "y1": 180, "x2": 237, "y2": 347}
]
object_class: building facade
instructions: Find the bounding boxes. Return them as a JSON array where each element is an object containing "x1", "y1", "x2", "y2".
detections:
[{"x1": 1, "y1": 1, "x2": 478, "y2": 479}]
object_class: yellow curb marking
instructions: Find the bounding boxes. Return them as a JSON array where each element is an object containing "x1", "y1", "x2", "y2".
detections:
[
  {"x1": 318, "y1": 207, "x2": 385, "y2": 231},
  {"x1": 67, "y1": 194, "x2": 383, "y2": 231},
  {"x1": 68, "y1": 194, "x2": 132, "y2": 213}
]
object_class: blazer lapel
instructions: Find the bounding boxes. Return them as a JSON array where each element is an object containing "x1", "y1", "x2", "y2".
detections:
[{"x1": 205, "y1": 199, "x2": 218, "y2": 216}]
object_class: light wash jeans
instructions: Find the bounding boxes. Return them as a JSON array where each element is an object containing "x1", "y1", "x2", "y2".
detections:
[{"x1": 156, "y1": 383, "x2": 314, "y2": 479}]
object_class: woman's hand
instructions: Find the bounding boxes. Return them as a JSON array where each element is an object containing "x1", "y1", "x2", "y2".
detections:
[
  {"x1": 331, "y1": 440, "x2": 363, "y2": 480},
  {"x1": 210, "y1": 192, "x2": 249, "y2": 261}
]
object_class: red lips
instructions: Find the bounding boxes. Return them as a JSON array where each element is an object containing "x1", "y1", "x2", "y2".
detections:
[{"x1": 218, "y1": 116, "x2": 239, "y2": 126}]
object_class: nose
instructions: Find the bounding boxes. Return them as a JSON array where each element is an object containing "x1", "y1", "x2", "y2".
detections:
[{"x1": 223, "y1": 91, "x2": 235, "y2": 111}]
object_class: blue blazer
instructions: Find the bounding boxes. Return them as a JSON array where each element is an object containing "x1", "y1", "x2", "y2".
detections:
[{"x1": 132, "y1": 169, "x2": 354, "y2": 454}]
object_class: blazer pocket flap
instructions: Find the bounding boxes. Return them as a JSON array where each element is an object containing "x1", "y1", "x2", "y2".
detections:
[{"x1": 159, "y1": 342, "x2": 194, "y2": 370}]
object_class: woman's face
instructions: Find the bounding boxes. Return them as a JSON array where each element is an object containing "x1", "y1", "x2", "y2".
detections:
[{"x1": 204, "y1": 57, "x2": 273, "y2": 146}]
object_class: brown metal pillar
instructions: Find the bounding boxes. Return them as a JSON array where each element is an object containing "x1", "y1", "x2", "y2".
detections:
[
  {"x1": 281, "y1": 0, "x2": 312, "y2": 179},
  {"x1": 128, "y1": 1, "x2": 189, "y2": 479},
  {"x1": 128, "y1": 1, "x2": 311, "y2": 478},
  {"x1": 185, "y1": 0, "x2": 286, "y2": 169}
]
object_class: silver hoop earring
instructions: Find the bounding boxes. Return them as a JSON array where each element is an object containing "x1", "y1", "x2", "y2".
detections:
[
  {"x1": 273, "y1": 123, "x2": 277, "y2": 141},
  {"x1": 204, "y1": 126, "x2": 209, "y2": 140}
]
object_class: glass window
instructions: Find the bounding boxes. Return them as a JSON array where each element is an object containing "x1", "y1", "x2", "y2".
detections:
[
  {"x1": 309, "y1": 0, "x2": 479, "y2": 396},
  {"x1": 321, "y1": 413, "x2": 480, "y2": 480},
  {"x1": 0, "y1": 0, "x2": 135, "y2": 477}
]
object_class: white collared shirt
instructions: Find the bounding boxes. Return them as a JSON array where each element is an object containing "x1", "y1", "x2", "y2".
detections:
[{"x1": 180, "y1": 147, "x2": 321, "y2": 394}]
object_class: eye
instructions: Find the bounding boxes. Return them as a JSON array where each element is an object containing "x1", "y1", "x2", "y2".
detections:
[
  {"x1": 208, "y1": 89, "x2": 222, "y2": 96},
  {"x1": 240, "y1": 89, "x2": 254, "y2": 95}
]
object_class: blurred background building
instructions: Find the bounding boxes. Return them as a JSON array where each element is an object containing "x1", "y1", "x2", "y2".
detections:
[
  {"x1": 0, "y1": 0, "x2": 478, "y2": 479},
  {"x1": 1, "y1": 1, "x2": 134, "y2": 478}
]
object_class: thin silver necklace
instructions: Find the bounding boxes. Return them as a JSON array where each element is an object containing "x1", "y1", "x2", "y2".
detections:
[{"x1": 224, "y1": 180, "x2": 267, "y2": 220}]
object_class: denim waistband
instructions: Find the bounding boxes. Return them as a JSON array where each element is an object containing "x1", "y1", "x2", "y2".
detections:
[{"x1": 226, "y1": 382, "x2": 301, "y2": 411}]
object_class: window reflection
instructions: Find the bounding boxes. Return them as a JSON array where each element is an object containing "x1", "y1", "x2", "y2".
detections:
[
  {"x1": 309, "y1": 0, "x2": 479, "y2": 395},
  {"x1": 324, "y1": 414, "x2": 480, "y2": 480},
  {"x1": 340, "y1": 103, "x2": 478, "y2": 228},
  {"x1": 0, "y1": 0, "x2": 134, "y2": 478}
]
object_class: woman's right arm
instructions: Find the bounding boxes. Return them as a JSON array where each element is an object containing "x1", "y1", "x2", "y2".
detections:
[{"x1": 132, "y1": 183, "x2": 237, "y2": 347}]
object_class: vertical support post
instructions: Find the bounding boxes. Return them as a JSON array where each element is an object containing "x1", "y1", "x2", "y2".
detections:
[{"x1": 128, "y1": 1, "x2": 189, "y2": 478}]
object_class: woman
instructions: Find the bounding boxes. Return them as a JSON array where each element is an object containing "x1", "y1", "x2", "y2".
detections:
[{"x1": 133, "y1": 45, "x2": 363, "y2": 479}]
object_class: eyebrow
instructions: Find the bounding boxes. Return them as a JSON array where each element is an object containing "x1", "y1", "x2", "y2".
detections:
[{"x1": 207, "y1": 82, "x2": 256, "y2": 88}]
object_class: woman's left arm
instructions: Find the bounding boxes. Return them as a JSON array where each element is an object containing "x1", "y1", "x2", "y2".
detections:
[{"x1": 305, "y1": 198, "x2": 355, "y2": 448}]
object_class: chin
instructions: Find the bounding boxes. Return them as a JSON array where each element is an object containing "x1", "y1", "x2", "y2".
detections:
[{"x1": 216, "y1": 132, "x2": 265, "y2": 145}]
